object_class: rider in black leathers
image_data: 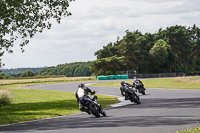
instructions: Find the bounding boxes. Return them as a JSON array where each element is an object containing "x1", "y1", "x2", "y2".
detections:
[
  {"x1": 133, "y1": 77, "x2": 145, "y2": 89},
  {"x1": 75, "y1": 83, "x2": 98, "y2": 114},
  {"x1": 133, "y1": 77, "x2": 143, "y2": 88},
  {"x1": 120, "y1": 81, "x2": 134, "y2": 100}
]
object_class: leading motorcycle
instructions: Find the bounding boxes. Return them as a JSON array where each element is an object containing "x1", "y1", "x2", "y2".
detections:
[{"x1": 133, "y1": 79, "x2": 146, "y2": 95}]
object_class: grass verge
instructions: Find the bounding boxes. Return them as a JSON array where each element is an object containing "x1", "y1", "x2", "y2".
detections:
[
  {"x1": 0, "y1": 76, "x2": 119, "y2": 125},
  {"x1": 0, "y1": 87, "x2": 119, "y2": 125},
  {"x1": 92, "y1": 76, "x2": 200, "y2": 90},
  {"x1": 177, "y1": 127, "x2": 200, "y2": 133},
  {"x1": 0, "y1": 76, "x2": 96, "y2": 85}
]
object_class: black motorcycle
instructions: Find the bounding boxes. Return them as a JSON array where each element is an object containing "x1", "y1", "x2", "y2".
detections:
[
  {"x1": 133, "y1": 80, "x2": 146, "y2": 95},
  {"x1": 80, "y1": 93, "x2": 106, "y2": 117},
  {"x1": 124, "y1": 84, "x2": 141, "y2": 104}
]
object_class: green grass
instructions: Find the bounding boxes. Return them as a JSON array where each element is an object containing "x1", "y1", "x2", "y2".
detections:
[
  {"x1": 0, "y1": 76, "x2": 118, "y2": 125},
  {"x1": 92, "y1": 77, "x2": 200, "y2": 90},
  {"x1": 0, "y1": 88, "x2": 119, "y2": 125},
  {"x1": 177, "y1": 127, "x2": 200, "y2": 133},
  {"x1": 0, "y1": 76, "x2": 96, "y2": 85},
  {"x1": 0, "y1": 89, "x2": 13, "y2": 107}
]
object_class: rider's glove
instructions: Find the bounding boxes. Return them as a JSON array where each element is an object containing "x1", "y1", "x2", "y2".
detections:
[{"x1": 90, "y1": 90, "x2": 96, "y2": 94}]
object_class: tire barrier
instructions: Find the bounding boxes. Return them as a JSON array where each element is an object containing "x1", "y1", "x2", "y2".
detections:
[{"x1": 97, "y1": 75, "x2": 128, "y2": 80}]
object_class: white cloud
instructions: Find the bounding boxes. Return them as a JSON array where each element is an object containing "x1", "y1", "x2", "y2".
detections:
[{"x1": 1, "y1": 0, "x2": 200, "y2": 69}]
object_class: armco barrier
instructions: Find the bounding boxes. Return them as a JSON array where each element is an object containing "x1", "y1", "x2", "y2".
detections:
[
  {"x1": 97, "y1": 75, "x2": 128, "y2": 80},
  {"x1": 128, "y1": 72, "x2": 184, "y2": 79}
]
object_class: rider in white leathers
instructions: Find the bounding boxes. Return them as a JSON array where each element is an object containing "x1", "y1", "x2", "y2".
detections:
[{"x1": 75, "y1": 83, "x2": 97, "y2": 114}]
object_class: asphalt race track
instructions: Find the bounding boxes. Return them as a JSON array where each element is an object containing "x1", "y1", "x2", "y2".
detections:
[{"x1": 0, "y1": 80, "x2": 200, "y2": 133}]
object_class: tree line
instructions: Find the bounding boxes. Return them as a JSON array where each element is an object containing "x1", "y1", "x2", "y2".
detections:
[
  {"x1": 0, "y1": 62, "x2": 92, "y2": 79},
  {"x1": 90, "y1": 25, "x2": 200, "y2": 76},
  {"x1": 0, "y1": 67, "x2": 44, "y2": 79},
  {"x1": 1, "y1": 67, "x2": 44, "y2": 75},
  {"x1": 40, "y1": 61, "x2": 92, "y2": 77}
]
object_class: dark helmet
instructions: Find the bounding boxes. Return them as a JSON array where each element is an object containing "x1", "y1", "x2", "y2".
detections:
[
  {"x1": 121, "y1": 81, "x2": 125, "y2": 86},
  {"x1": 78, "y1": 83, "x2": 85, "y2": 88}
]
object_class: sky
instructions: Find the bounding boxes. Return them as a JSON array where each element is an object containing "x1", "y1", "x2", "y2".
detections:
[{"x1": 1, "y1": 0, "x2": 200, "y2": 69}]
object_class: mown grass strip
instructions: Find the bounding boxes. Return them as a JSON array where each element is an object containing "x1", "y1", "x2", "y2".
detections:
[
  {"x1": 0, "y1": 88, "x2": 119, "y2": 125},
  {"x1": 0, "y1": 76, "x2": 96, "y2": 85},
  {"x1": 92, "y1": 77, "x2": 200, "y2": 90}
]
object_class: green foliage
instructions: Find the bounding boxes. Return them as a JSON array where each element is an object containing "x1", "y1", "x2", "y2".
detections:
[
  {"x1": 1, "y1": 67, "x2": 44, "y2": 75},
  {"x1": 3, "y1": 75, "x2": 10, "y2": 79},
  {"x1": 91, "y1": 55, "x2": 126, "y2": 76},
  {"x1": 92, "y1": 24, "x2": 200, "y2": 74},
  {"x1": 0, "y1": 0, "x2": 74, "y2": 66},
  {"x1": 0, "y1": 89, "x2": 13, "y2": 107},
  {"x1": 19, "y1": 70, "x2": 35, "y2": 77},
  {"x1": 40, "y1": 61, "x2": 93, "y2": 77},
  {"x1": 149, "y1": 39, "x2": 175, "y2": 73},
  {"x1": 0, "y1": 73, "x2": 5, "y2": 79},
  {"x1": 95, "y1": 43, "x2": 118, "y2": 59}
]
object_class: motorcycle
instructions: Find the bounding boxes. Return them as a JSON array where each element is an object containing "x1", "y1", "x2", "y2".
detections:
[
  {"x1": 133, "y1": 80, "x2": 146, "y2": 95},
  {"x1": 80, "y1": 92, "x2": 106, "y2": 117},
  {"x1": 124, "y1": 84, "x2": 141, "y2": 104}
]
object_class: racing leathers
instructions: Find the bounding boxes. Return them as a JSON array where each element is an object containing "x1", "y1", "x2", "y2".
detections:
[
  {"x1": 120, "y1": 82, "x2": 134, "y2": 100},
  {"x1": 133, "y1": 79, "x2": 144, "y2": 89}
]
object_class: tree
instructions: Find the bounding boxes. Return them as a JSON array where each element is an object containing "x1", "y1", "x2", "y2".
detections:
[
  {"x1": 162, "y1": 25, "x2": 191, "y2": 72},
  {"x1": 149, "y1": 39, "x2": 175, "y2": 73},
  {"x1": 90, "y1": 55, "x2": 126, "y2": 76},
  {"x1": 39, "y1": 61, "x2": 92, "y2": 77},
  {"x1": 187, "y1": 24, "x2": 200, "y2": 72},
  {"x1": 130, "y1": 33, "x2": 154, "y2": 73},
  {"x1": 117, "y1": 30, "x2": 143, "y2": 71},
  {"x1": 94, "y1": 43, "x2": 117, "y2": 59},
  {"x1": 19, "y1": 70, "x2": 34, "y2": 77},
  {"x1": 0, "y1": 0, "x2": 74, "y2": 66}
]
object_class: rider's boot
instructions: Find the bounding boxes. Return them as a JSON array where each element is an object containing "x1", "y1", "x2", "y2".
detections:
[{"x1": 125, "y1": 95, "x2": 128, "y2": 100}]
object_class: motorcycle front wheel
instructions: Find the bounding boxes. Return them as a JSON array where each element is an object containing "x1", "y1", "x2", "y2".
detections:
[
  {"x1": 140, "y1": 87, "x2": 146, "y2": 95},
  {"x1": 130, "y1": 94, "x2": 141, "y2": 104},
  {"x1": 99, "y1": 107, "x2": 106, "y2": 116},
  {"x1": 88, "y1": 103, "x2": 100, "y2": 117}
]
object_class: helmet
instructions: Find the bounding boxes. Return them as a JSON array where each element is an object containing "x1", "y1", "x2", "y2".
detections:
[
  {"x1": 133, "y1": 77, "x2": 137, "y2": 81},
  {"x1": 121, "y1": 81, "x2": 125, "y2": 86},
  {"x1": 78, "y1": 83, "x2": 85, "y2": 88}
]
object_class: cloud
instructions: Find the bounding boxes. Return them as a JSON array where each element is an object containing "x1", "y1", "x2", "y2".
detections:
[{"x1": 1, "y1": 0, "x2": 200, "y2": 69}]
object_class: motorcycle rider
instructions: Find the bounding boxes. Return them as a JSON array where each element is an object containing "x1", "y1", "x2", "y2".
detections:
[
  {"x1": 133, "y1": 77, "x2": 144, "y2": 88},
  {"x1": 120, "y1": 81, "x2": 134, "y2": 100},
  {"x1": 75, "y1": 83, "x2": 98, "y2": 114}
]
